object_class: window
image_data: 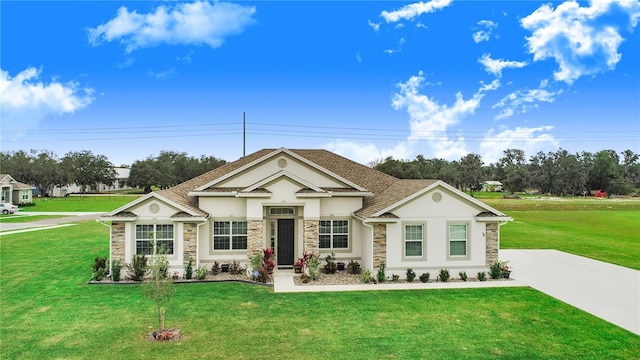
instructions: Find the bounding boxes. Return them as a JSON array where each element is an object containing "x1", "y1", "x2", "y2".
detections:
[
  {"x1": 135, "y1": 224, "x2": 174, "y2": 255},
  {"x1": 21, "y1": 190, "x2": 29, "y2": 200},
  {"x1": 404, "y1": 224, "x2": 423, "y2": 257},
  {"x1": 319, "y1": 220, "x2": 349, "y2": 249},
  {"x1": 213, "y1": 221, "x2": 247, "y2": 251},
  {"x1": 269, "y1": 207, "x2": 295, "y2": 215},
  {"x1": 449, "y1": 223, "x2": 468, "y2": 257}
]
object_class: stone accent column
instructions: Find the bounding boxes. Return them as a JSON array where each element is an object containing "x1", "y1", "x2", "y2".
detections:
[
  {"x1": 183, "y1": 223, "x2": 197, "y2": 265},
  {"x1": 111, "y1": 222, "x2": 126, "y2": 264},
  {"x1": 247, "y1": 220, "x2": 264, "y2": 259},
  {"x1": 485, "y1": 222, "x2": 499, "y2": 265},
  {"x1": 303, "y1": 220, "x2": 319, "y2": 254},
  {"x1": 373, "y1": 223, "x2": 386, "y2": 268}
]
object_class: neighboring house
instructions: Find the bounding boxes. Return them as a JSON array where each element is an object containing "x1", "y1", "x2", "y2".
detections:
[
  {"x1": 50, "y1": 167, "x2": 131, "y2": 196},
  {"x1": 482, "y1": 181, "x2": 503, "y2": 192},
  {"x1": 0, "y1": 174, "x2": 35, "y2": 204},
  {"x1": 98, "y1": 148, "x2": 511, "y2": 276}
]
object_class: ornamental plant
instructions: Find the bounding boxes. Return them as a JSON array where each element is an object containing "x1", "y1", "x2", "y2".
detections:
[
  {"x1": 406, "y1": 268, "x2": 416, "y2": 283},
  {"x1": 307, "y1": 254, "x2": 321, "y2": 280},
  {"x1": 142, "y1": 251, "x2": 175, "y2": 335},
  {"x1": 376, "y1": 262, "x2": 386, "y2": 283}
]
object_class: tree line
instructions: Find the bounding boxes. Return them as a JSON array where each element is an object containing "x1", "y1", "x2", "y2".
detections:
[
  {"x1": 373, "y1": 148, "x2": 640, "y2": 196},
  {"x1": 0, "y1": 150, "x2": 226, "y2": 195}
]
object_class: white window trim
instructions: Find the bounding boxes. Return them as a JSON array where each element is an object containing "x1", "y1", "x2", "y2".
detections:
[
  {"x1": 402, "y1": 222, "x2": 426, "y2": 261},
  {"x1": 318, "y1": 219, "x2": 351, "y2": 252},
  {"x1": 134, "y1": 223, "x2": 175, "y2": 256},
  {"x1": 211, "y1": 220, "x2": 248, "y2": 255},
  {"x1": 447, "y1": 221, "x2": 470, "y2": 260}
]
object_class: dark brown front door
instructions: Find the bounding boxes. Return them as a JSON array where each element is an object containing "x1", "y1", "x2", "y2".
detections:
[{"x1": 277, "y1": 219, "x2": 294, "y2": 266}]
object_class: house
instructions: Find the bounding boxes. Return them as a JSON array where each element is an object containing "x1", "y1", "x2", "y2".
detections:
[
  {"x1": 50, "y1": 167, "x2": 131, "y2": 196},
  {"x1": 482, "y1": 181, "x2": 503, "y2": 192},
  {"x1": 98, "y1": 148, "x2": 511, "y2": 277},
  {"x1": 0, "y1": 174, "x2": 35, "y2": 204}
]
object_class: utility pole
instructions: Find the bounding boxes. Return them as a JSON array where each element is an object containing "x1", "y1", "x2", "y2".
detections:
[{"x1": 243, "y1": 112, "x2": 246, "y2": 157}]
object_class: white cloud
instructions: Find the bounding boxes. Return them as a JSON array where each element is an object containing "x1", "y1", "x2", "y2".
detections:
[
  {"x1": 88, "y1": 1, "x2": 257, "y2": 53},
  {"x1": 329, "y1": 72, "x2": 499, "y2": 162},
  {"x1": 521, "y1": 0, "x2": 640, "y2": 84},
  {"x1": 116, "y1": 57, "x2": 136, "y2": 69},
  {"x1": 146, "y1": 68, "x2": 176, "y2": 80},
  {"x1": 368, "y1": 19, "x2": 381, "y2": 32},
  {"x1": 325, "y1": 140, "x2": 411, "y2": 166},
  {"x1": 0, "y1": 67, "x2": 94, "y2": 138},
  {"x1": 493, "y1": 86, "x2": 563, "y2": 120},
  {"x1": 381, "y1": 0, "x2": 452, "y2": 23},
  {"x1": 473, "y1": 19, "x2": 497, "y2": 43},
  {"x1": 177, "y1": 50, "x2": 194, "y2": 64},
  {"x1": 479, "y1": 53, "x2": 528, "y2": 77},
  {"x1": 356, "y1": 52, "x2": 362, "y2": 63},
  {"x1": 480, "y1": 126, "x2": 559, "y2": 164}
]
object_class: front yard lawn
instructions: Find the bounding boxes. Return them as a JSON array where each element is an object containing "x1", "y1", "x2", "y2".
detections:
[
  {"x1": 25, "y1": 195, "x2": 140, "y2": 212},
  {"x1": 1, "y1": 221, "x2": 638, "y2": 359}
]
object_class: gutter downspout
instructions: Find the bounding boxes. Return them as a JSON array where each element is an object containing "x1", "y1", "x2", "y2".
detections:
[
  {"x1": 355, "y1": 214, "x2": 375, "y2": 272},
  {"x1": 96, "y1": 219, "x2": 112, "y2": 274},
  {"x1": 195, "y1": 218, "x2": 209, "y2": 268}
]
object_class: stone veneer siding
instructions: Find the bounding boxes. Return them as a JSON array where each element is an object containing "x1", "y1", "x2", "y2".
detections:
[
  {"x1": 111, "y1": 222, "x2": 126, "y2": 265},
  {"x1": 303, "y1": 220, "x2": 319, "y2": 254},
  {"x1": 373, "y1": 223, "x2": 387, "y2": 269},
  {"x1": 485, "y1": 222, "x2": 499, "y2": 265},
  {"x1": 183, "y1": 223, "x2": 197, "y2": 265},
  {"x1": 247, "y1": 220, "x2": 264, "y2": 259}
]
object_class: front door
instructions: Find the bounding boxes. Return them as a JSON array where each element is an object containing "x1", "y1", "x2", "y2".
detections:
[{"x1": 277, "y1": 219, "x2": 295, "y2": 267}]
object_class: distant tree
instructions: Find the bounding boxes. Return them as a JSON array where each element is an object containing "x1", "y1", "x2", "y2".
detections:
[
  {"x1": 552, "y1": 149, "x2": 586, "y2": 196},
  {"x1": 31, "y1": 150, "x2": 64, "y2": 196},
  {"x1": 459, "y1": 153, "x2": 484, "y2": 197},
  {"x1": 499, "y1": 149, "x2": 528, "y2": 193},
  {"x1": 128, "y1": 157, "x2": 162, "y2": 193},
  {"x1": 61, "y1": 150, "x2": 116, "y2": 193},
  {"x1": 588, "y1": 150, "x2": 621, "y2": 193},
  {"x1": 374, "y1": 157, "x2": 406, "y2": 178},
  {"x1": 620, "y1": 150, "x2": 640, "y2": 194}
]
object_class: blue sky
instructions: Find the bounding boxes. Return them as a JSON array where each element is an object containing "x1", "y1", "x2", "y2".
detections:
[{"x1": 1, "y1": 0, "x2": 639, "y2": 166}]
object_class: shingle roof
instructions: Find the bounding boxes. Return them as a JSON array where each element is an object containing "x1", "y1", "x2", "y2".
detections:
[{"x1": 141, "y1": 148, "x2": 498, "y2": 220}]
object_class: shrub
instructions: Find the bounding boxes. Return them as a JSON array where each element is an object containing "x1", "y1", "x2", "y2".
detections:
[
  {"x1": 184, "y1": 257, "x2": 193, "y2": 280},
  {"x1": 91, "y1": 256, "x2": 108, "y2": 281},
  {"x1": 229, "y1": 259, "x2": 242, "y2": 275},
  {"x1": 391, "y1": 274, "x2": 400, "y2": 283},
  {"x1": 361, "y1": 269, "x2": 373, "y2": 283},
  {"x1": 194, "y1": 266, "x2": 208, "y2": 280},
  {"x1": 376, "y1": 262, "x2": 386, "y2": 283},
  {"x1": 489, "y1": 261, "x2": 504, "y2": 279},
  {"x1": 211, "y1": 261, "x2": 220, "y2": 275},
  {"x1": 111, "y1": 260, "x2": 122, "y2": 282},
  {"x1": 477, "y1": 272, "x2": 487, "y2": 281},
  {"x1": 459, "y1": 271, "x2": 468, "y2": 282},
  {"x1": 419, "y1": 273, "x2": 430, "y2": 283},
  {"x1": 347, "y1": 260, "x2": 361, "y2": 274},
  {"x1": 308, "y1": 254, "x2": 321, "y2": 281},
  {"x1": 438, "y1": 268, "x2": 450, "y2": 282},
  {"x1": 127, "y1": 254, "x2": 148, "y2": 281},
  {"x1": 323, "y1": 253, "x2": 337, "y2": 274},
  {"x1": 406, "y1": 268, "x2": 416, "y2": 283}
]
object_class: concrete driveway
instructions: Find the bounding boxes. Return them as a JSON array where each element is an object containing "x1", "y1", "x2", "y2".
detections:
[
  {"x1": 0, "y1": 212, "x2": 105, "y2": 232},
  {"x1": 501, "y1": 249, "x2": 640, "y2": 335}
]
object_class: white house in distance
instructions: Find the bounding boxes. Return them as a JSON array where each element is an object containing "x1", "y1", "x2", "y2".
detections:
[
  {"x1": 98, "y1": 148, "x2": 511, "y2": 277},
  {"x1": 0, "y1": 174, "x2": 35, "y2": 204}
]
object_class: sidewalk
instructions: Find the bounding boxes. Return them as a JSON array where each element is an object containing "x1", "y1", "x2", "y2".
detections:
[{"x1": 0, "y1": 212, "x2": 105, "y2": 232}]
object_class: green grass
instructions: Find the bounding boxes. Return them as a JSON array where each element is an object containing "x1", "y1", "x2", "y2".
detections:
[
  {"x1": 1, "y1": 222, "x2": 638, "y2": 359},
  {"x1": 25, "y1": 195, "x2": 140, "y2": 212}
]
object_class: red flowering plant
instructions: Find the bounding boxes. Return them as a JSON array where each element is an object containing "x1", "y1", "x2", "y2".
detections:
[{"x1": 263, "y1": 248, "x2": 275, "y2": 272}]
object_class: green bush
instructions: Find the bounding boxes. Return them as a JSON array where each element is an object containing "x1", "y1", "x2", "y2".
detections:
[
  {"x1": 438, "y1": 268, "x2": 450, "y2": 282},
  {"x1": 419, "y1": 272, "x2": 430, "y2": 283},
  {"x1": 194, "y1": 266, "x2": 208, "y2": 280},
  {"x1": 489, "y1": 261, "x2": 504, "y2": 279},
  {"x1": 127, "y1": 255, "x2": 148, "y2": 281},
  {"x1": 347, "y1": 260, "x2": 361, "y2": 274},
  {"x1": 406, "y1": 268, "x2": 416, "y2": 283},
  {"x1": 111, "y1": 260, "x2": 122, "y2": 282},
  {"x1": 361, "y1": 269, "x2": 373, "y2": 283},
  {"x1": 459, "y1": 271, "x2": 468, "y2": 282},
  {"x1": 308, "y1": 255, "x2": 321, "y2": 281},
  {"x1": 376, "y1": 262, "x2": 386, "y2": 283},
  {"x1": 184, "y1": 257, "x2": 193, "y2": 280},
  {"x1": 477, "y1": 272, "x2": 487, "y2": 281},
  {"x1": 391, "y1": 274, "x2": 400, "y2": 283},
  {"x1": 91, "y1": 256, "x2": 108, "y2": 281}
]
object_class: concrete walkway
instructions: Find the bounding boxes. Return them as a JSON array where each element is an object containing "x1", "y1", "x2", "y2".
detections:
[
  {"x1": 274, "y1": 250, "x2": 640, "y2": 335},
  {"x1": 0, "y1": 212, "x2": 105, "y2": 232}
]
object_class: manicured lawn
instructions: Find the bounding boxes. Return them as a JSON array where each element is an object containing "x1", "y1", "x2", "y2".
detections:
[
  {"x1": 481, "y1": 198, "x2": 640, "y2": 270},
  {"x1": 25, "y1": 195, "x2": 140, "y2": 212},
  {"x1": 1, "y1": 222, "x2": 638, "y2": 359}
]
